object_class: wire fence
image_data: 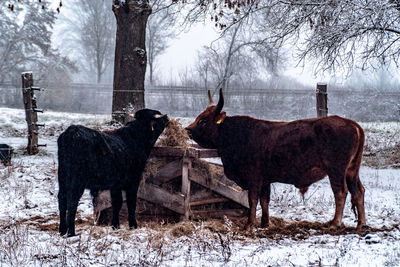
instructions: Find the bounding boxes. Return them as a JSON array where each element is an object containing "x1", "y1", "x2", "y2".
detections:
[{"x1": 1, "y1": 83, "x2": 400, "y2": 121}]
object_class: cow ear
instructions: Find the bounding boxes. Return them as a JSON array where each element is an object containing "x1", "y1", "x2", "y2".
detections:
[
  {"x1": 215, "y1": 112, "x2": 226, "y2": 124},
  {"x1": 215, "y1": 88, "x2": 224, "y2": 114}
]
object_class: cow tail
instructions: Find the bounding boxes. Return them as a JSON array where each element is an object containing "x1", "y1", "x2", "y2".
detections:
[{"x1": 346, "y1": 124, "x2": 365, "y2": 220}]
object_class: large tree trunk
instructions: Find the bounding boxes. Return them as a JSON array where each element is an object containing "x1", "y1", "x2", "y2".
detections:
[{"x1": 112, "y1": 0, "x2": 151, "y2": 123}]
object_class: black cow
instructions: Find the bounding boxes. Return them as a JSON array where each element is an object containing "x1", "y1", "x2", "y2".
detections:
[
  {"x1": 57, "y1": 109, "x2": 169, "y2": 236},
  {"x1": 0, "y1": 144, "x2": 13, "y2": 166},
  {"x1": 186, "y1": 89, "x2": 366, "y2": 230}
]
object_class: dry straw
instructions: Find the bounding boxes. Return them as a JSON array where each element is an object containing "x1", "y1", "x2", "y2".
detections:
[
  {"x1": 156, "y1": 118, "x2": 190, "y2": 148},
  {"x1": 142, "y1": 118, "x2": 191, "y2": 184}
]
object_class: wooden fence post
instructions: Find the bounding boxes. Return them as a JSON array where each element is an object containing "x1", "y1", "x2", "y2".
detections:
[
  {"x1": 316, "y1": 83, "x2": 328, "y2": 117},
  {"x1": 22, "y1": 72, "x2": 44, "y2": 155},
  {"x1": 181, "y1": 156, "x2": 191, "y2": 220}
]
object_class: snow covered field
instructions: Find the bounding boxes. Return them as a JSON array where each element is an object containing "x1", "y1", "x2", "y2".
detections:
[{"x1": 0, "y1": 107, "x2": 399, "y2": 266}]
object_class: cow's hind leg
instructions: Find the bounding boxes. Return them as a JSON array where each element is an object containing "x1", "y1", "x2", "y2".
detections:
[
  {"x1": 58, "y1": 162, "x2": 68, "y2": 235},
  {"x1": 110, "y1": 188, "x2": 123, "y2": 230},
  {"x1": 327, "y1": 169, "x2": 348, "y2": 229},
  {"x1": 66, "y1": 185, "x2": 85, "y2": 237},
  {"x1": 260, "y1": 183, "x2": 271, "y2": 228},
  {"x1": 58, "y1": 189, "x2": 67, "y2": 236},
  {"x1": 346, "y1": 173, "x2": 366, "y2": 229},
  {"x1": 126, "y1": 180, "x2": 140, "y2": 229}
]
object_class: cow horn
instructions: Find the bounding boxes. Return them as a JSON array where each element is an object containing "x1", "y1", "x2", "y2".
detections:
[
  {"x1": 215, "y1": 88, "x2": 224, "y2": 114},
  {"x1": 153, "y1": 114, "x2": 164, "y2": 119},
  {"x1": 208, "y1": 90, "x2": 215, "y2": 105}
]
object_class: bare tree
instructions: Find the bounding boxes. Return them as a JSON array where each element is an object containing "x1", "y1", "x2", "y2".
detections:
[
  {"x1": 172, "y1": 0, "x2": 400, "y2": 74},
  {"x1": 111, "y1": 0, "x2": 151, "y2": 122},
  {"x1": 0, "y1": 1, "x2": 75, "y2": 84},
  {"x1": 8, "y1": 0, "x2": 157, "y2": 122},
  {"x1": 261, "y1": 0, "x2": 400, "y2": 72},
  {"x1": 58, "y1": 0, "x2": 115, "y2": 84},
  {"x1": 146, "y1": 0, "x2": 177, "y2": 85},
  {"x1": 196, "y1": 18, "x2": 281, "y2": 92}
]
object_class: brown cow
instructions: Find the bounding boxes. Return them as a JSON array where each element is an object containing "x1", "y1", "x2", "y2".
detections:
[{"x1": 186, "y1": 89, "x2": 366, "y2": 230}]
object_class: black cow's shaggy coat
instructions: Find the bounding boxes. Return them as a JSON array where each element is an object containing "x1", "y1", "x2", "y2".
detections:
[
  {"x1": 186, "y1": 90, "x2": 366, "y2": 230},
  {"x1": 57, "y1": 109, "x2": 168, "y2": 236}
]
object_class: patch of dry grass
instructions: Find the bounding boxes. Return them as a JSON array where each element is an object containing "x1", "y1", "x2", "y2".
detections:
[
  {"x1": 363, "y1": 127, "x2": 400, "y2": 168},
  {"x1": 363, "y1": 143, "x2": 400, "y2": 168}
]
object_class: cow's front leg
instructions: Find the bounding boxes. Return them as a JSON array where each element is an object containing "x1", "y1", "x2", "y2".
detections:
[
  {"x1": 110, "y1": 188, "x2": 123, "y2": 230},
  {"x1": 126, "y1": 180, "x2": 140, "y2": 229},
  {"x1": 260, "y1": 183, "x2": 271, "y2": 228}
]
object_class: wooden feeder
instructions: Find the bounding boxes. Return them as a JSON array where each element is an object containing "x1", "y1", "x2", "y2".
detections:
[{"x1": 93, "y1": 146, "x2": 249, "y2": 225}]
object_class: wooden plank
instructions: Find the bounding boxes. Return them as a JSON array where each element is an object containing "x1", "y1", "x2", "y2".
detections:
[
  {"x1": 139, "y1": 183, "x2": 185, "y2": 215},
  {"x1": 181, "y1": 157, "x2": 191, "y2": 219},
  {"x1": 93, "y1": 184, "x2": 186, "y2": 216},
  {"x1": 150, "y1": 146, "x2": 218, "y2": 159},
  {"x1": 149, "y1": 159, "x2": 182, "y2": 185},
  {"x1": 189, "y1": 189, "x2": 219, "y2": 202},
  {"x1": 197, "y1": 148, "x2": 219, "y2": 158},
  {"x1": 150, "y1": 146, "x2": 193, "y2": 158},
  {"x1": 189, "y1": 169, "x2": 250, "y2": 209},
  {"x1": 190, "y1": 197, "x2": 229, "y2": 206}
]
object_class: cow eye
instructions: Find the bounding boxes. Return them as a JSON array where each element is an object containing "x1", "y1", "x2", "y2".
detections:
[{"x1": 198, "y1": 119, "x2": 206, "y2": 126}]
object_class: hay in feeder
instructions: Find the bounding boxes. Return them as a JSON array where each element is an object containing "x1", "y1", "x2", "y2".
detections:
[
  {"x1": 157, "y1": 118, "x2": 190, "y2": 148},
  {"x1": 142, "y1": 119, "x2": 189, "y2": 183},
  {"x1": 191, "y1": 158, "x2": 225, "y2": 185}
]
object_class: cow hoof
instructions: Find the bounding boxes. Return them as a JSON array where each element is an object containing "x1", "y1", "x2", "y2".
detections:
[
  {"x1": 67, "y1": 232, "x2": 76, "y2": 237},
  {"x1": 356, "y1": 224, "x2": 368, "y2": 231},
  {"x1": 129, "y1": 219, "x2": 138, "y2": 229},
  {"x1": 328, "y1": 222, "x2": 343, "y2": 230},
  {"x1": 260, "y1": 222, "x2": 270, "y2": 228},
  {"x1": 59, "y1": 228, "x2": 67, "y2": 236},
  {"x1": 129, "y1": 223, "x2": 138, "y2": 229},
  {"x1": 329, "y1": 225, "x2": 337, "y2": 231},
  {"x1": 244, "y1": 223, "x2": 253, "y2": 231}
]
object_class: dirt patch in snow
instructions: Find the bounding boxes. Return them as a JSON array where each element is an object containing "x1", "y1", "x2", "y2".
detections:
[{"x1": 14, "y1": 214, "x2": 398, "y2": 243}]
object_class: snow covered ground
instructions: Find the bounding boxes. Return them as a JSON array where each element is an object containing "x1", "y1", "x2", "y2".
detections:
[{"x1": 0, "y1": 107, "x2": 399, "y2": 266}]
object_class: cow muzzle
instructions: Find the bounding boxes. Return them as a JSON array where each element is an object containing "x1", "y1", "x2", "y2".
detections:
[{"x1": 185, "y1": 127, "x2": 193, "y2": 139}]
